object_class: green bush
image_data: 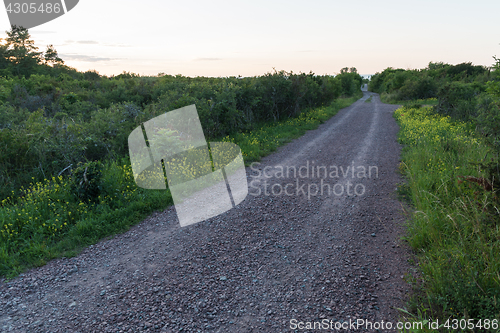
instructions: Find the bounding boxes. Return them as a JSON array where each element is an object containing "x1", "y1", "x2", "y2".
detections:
[
  {"x1": 401, "y1": 76, "x2": 437, "y2": 100},
  {"x1": 435, "y1": 81, "x2": 485, "y2": 120},
  {"x1": 475, "y1": 94, "x2": 500, "y2": 149},
  {"x1": 70, "y1": 161, "x2": 103, "y2": 202},
  {"x1": 475, "y1": 57, "x2": 500, "y2": 151}
]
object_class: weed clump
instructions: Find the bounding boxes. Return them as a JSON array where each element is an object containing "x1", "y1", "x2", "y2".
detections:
[{"x1": 70, "y1": 161, "x2": 103, "y2": 202}]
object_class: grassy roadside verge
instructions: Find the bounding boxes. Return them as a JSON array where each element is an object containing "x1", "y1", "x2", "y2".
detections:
[
  {"x1": 379, "y1": 92, "x2": 438, "y2": 107},
  {"x1": 0, "y1": 93, "x2": 361, "y2": 279},
  {"x1": 394, "y1": 106, "x2": 500, "y2": 332}
]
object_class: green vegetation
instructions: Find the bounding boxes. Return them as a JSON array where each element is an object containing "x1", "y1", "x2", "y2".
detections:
[
  {"x1": 0, "y1": 26, "x2": 363, "y2": 278},
  {"x1": 380, "y1": 96, "x2": 438, "y2": 107},
  {"x1": 395, "y1": 106, "x2": 499, "y2": 331},
  {"x1": 369, "y1": 62, "x2": 490, "y2": 103},
  {"x1": 0, "y1": 160, "x2": 170, "y2": 278},
  {"x1": 384, "y1": 57, "x2": 500, "y2": 331},
  {"x1": 369, "y1": 59, "x2": 500, "y2": 151}
]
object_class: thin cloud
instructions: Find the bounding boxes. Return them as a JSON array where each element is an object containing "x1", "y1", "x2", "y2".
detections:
[
  {"x1": 77, "y1": 40, "x2": 99, "y2": 45},
  {"x1": 63, "y1": 40, "x2": 130, "y2": 47},
  {"x1": 30, "y1": 31, "x2": 57, "y2": 34},
  {"x1": 59, "y1": 54, "x2": 116, "y2": 62},
  {"x1": 62, "y1": 40, "x2": 99, "y2": 45},
  {"x1": 194, "y1": 58, "x2": 222, "y2": 61},
  {"x1": 103, "y1": 43, "x2": 133, "y2": 47}
]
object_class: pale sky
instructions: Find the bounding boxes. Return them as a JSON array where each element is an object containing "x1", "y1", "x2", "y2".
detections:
[{"x1": 1, "y1": 0, "x2": 499, "y2": 77}]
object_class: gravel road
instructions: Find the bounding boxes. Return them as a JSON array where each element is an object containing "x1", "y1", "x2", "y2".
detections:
[{"x1": 0, "y1": 92, "x2": 411, "y2": 332}]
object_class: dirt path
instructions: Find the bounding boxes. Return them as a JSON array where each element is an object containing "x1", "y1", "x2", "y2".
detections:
[{"x1": 0, "y1": 92, "x2": 411, "y2": 332}]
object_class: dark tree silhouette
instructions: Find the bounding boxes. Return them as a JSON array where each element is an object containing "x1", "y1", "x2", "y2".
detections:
[
  {"x1": 5, "y1": 25, "x2": 42, "y2": 76},
  {"x1": 44, "y1": 44, "x2": 64, "y2": 66}
]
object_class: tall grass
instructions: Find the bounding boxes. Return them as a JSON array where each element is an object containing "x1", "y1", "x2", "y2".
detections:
[
  {"x1": 380, "y1": 93, "x2": 438, "y2": 107},
  {"x1": 0, "y1": 95, "x2": 361, "y2": 279},
  {"x1": 394, "y1": 106, "x2": 500, "y2": 331}
]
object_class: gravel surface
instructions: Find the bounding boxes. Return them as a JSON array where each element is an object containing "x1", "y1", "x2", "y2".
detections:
[{"x1": 0, "y1": 92, "x2": 412, "y2": 332}]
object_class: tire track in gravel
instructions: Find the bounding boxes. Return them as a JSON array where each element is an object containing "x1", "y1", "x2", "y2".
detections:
[{"x1": 0, "y1": 92, "x2": 411, "y2": 333}]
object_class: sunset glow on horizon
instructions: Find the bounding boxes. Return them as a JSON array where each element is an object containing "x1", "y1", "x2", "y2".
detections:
[{"x1": 1, "y1": 0, "x2": 499, "y2": 77}]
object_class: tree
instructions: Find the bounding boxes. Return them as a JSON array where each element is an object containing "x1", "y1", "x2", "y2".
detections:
[
  {"x1": 0, "y1": 38, "x2": 8, "y2": 70},
  {"x1": 5, "y1": 25, "x2": 42, "y2": 76},
  {"x1": 44, "y1": 44, "x2": 64, "y2": 66}
]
